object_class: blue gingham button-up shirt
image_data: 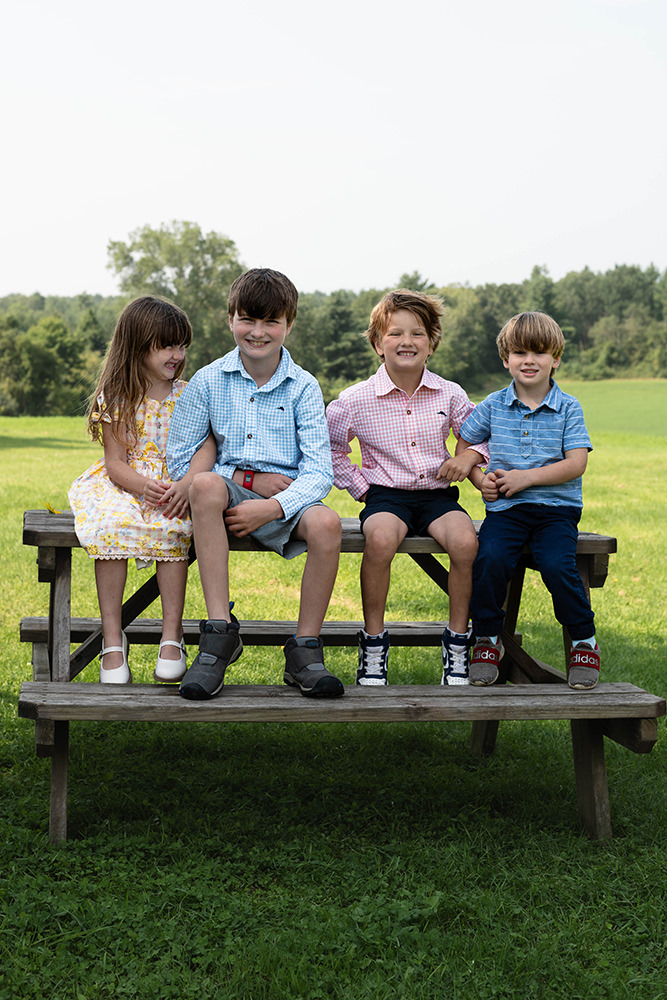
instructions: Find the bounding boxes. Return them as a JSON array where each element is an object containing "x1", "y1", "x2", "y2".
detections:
[
  {"x1": 460, "y1": 379, "x2": 592, "y2": 511},
  {"x1": 166, "y1": 347, "x2": 333, "y2": 520}
]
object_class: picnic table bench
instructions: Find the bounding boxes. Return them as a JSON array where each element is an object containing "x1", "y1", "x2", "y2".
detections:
[{"x1": 18, "y1": 508, "x2": 664, "y2": 844}]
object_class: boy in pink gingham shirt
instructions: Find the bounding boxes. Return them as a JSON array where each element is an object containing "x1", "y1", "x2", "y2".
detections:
[{"x1": 327, "y1": 289, "x2": 488, "y2": 686}]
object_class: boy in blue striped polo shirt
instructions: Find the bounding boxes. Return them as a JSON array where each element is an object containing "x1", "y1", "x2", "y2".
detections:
[{"x1": 457, "y1": 311, "x2": 600, "y2": 690}]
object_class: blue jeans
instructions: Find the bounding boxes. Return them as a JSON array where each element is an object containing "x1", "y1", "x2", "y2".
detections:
[{"x1": 471, "y1": 503, "x2": 595, "y2": 641}]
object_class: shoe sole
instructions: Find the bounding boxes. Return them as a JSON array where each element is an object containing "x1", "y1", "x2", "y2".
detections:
[{"x1": 283, "y1": 672, "x2": 345, "y2": 697}]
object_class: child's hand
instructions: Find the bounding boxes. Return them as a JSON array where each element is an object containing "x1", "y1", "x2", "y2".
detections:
[
  {"x1": 158, "y1": 479, "x2": 191, "y2": 520},
  {"x1": 250, "y1": 472, "x2": 295, "y2": 497},
  {"x1": 495, "y1": 468, "x2": 532, "y2": 498},
  {"x1": 481, "y1": 471, "x2": 500, "y2": 503},
  {"x1": 143, "y1": 478, "x2": 169, "y2": 506},
  {"x1": 224, "y1": 498, "x2": 283, "y2": 537},
  {"x1": 437, "y1": 451, "x2": 478, "y2": 482}
]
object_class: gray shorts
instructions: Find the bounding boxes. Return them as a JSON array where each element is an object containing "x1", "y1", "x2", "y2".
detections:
[{"x1": 223, "y1": 476, "x2": 324, "y2": 560}]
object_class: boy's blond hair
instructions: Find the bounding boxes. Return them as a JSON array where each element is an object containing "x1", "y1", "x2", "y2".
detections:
[
  {"x1": 496, "y1": 311, "x2": 565, "y2": 362},
  {"x1": 365, "y1": 289, "x2": 444, "y2": 354}
]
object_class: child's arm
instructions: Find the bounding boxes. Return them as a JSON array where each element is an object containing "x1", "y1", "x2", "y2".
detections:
[
  {"x1": 326, "y1": 396, "x2": 369, "y2": 501},
  {"x1": 455, "y1": 435, "x2": 499, "y2": 502},
  {"x1": 159, "y1": 433, "x2": 217, "y2": 519},
  {"x1": 494, "y1": 448, "x2": 588, "y2": 498},
  {"x1": 102, "y1": 422, "x2": 170, "y2": 505}
]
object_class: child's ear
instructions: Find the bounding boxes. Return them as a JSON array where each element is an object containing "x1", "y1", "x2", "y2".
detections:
[
  {"x1": 502, "y1": 358, "x2": 510, "y2": 370},
  {"x1": 552, "y1": 356, "x2": 561, "y2": 370}
]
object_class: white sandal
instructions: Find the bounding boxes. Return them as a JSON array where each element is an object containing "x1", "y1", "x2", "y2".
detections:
[
  {"x1": 99, "y1": 631, "x2": 131, "y2": 685},
  {"x1": 154, "y1": 639, "x2": 187, "y2": 683}
]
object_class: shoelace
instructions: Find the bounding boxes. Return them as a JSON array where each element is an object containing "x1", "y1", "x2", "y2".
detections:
[
  {"x1": 446, "y1": 642, "x2": 468, "y2": 675},
  {"x1": 363, "y1": 645, "x2": 386, "y2": 675}
]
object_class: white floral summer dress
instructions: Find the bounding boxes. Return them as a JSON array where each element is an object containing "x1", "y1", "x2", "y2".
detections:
[{"x1": 68, "y1": 381, "x2": 192, "y2": 561}]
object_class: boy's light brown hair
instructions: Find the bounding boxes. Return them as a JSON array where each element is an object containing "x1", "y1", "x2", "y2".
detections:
[
  {"x1": 496, "y1": 311, "x2": 565, "y2": 363},
  {"x1": 228, "y1": 268, "x2": 299, "y2": 325},
  {"x1": 365, "y1": 289, "x2": 444, "y2": 354}
]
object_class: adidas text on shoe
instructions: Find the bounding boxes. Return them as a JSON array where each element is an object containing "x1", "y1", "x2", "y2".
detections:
[
  {"x1": 469, "y1": 637, "x2": 503, "y2": 686},
  {"x1": 357, "y1": 630, "x2": 390, "y2": 686},
  {"x1": 179, "y1": 618, "x2": 243, "y2": 700},
  {"x1": 441, "y1": 627, "x2": 472, "y2": 685},
  {"x1": 568, "y1": 642, "x2": 600, "y2": 690},
  {"x1": 283, "y1": 637, "x2": 344, "y2": 698}
]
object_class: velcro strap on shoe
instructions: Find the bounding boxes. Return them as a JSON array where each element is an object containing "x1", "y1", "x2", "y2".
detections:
[{"x1": 570, "y1": 647, "x2": 600, "y2": 671}]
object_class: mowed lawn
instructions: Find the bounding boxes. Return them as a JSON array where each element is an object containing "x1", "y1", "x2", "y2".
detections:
[{"x1": 1, "y1": 379, "x2": 666, "y2": 1000}]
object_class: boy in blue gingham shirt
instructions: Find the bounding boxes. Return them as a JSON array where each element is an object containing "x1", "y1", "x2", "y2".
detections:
[
  {"x1": 167, "y1": 268, "x2": 344, "y2": 701},
  {"x1": 458, "y1": 311, "x2": 600, "y2": 690}
]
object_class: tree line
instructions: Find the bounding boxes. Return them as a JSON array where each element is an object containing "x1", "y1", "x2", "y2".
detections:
[{"x1": 1, "y1": 221, "x2": 666, "y2": 416}]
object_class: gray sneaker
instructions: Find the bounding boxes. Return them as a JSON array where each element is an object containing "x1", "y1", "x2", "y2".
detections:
[
  {"x1": 469, "y1": 637, "x2": 503, "y2": 686},
  {"x1": 568, "y1": 642, "x2": 600, "y2": 690},
  {"x1": 179, "y1": 618, "x2": 243, "y2": 700},
  {"x1": 283, "y1": 637, "x2": 344, "y2": 698}
]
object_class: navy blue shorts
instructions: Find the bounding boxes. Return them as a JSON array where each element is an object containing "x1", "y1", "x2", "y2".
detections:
[{"x1": 359, "y1": 485, "x2": 467, "y2": 536}]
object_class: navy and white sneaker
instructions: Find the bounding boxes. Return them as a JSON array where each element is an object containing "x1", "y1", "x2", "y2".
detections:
[
  {"x1": 441, "y1": 626, "x2": 472, "y2": 685},
  {"x1": 356, "y1": 630, "x2": 390, "y2": 686}
]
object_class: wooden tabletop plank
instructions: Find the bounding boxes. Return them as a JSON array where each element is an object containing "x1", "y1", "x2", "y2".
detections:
[
  {"x1": 19, "y1": 681, "x2": 665, "y2": 724},
  {"x1": 23, "y1": 509, "x2": 618, "y2": 556}
]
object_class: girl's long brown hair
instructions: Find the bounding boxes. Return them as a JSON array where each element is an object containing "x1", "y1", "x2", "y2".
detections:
[{"x1": 88, "y1": 296, "x2": 192, "y2": 445}]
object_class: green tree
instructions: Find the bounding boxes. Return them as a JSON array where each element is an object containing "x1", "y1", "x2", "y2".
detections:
[
  {"x1": 521, "y1": 265, "x2": 554, "y2": 315},
  {"x1": 397, "y1": 271, "x2": 435, "y2": 292},
  {"x1": 107, "y1": 221, "x2": 245, "y2": 369},
  {"x1": 321, "y1": 290, "x2": 373, "y2": 384}
]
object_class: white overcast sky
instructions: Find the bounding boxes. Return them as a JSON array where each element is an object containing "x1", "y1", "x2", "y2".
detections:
[{"x1": 2, "y1": 0, "x2": 665, "y2": 298}]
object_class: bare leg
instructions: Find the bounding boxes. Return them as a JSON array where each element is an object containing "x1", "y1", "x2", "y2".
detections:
[
  {"x1": 428, "y1": 511, "x2": 478, "y2": 634},
  {"x1": 189, "y1": 472, "x2": 232, "y2": 621},
  {"x1": 95, "y1": 558, "x2": 127, "y2": 670},
  {"x1": 156, "y1": 559, "x2": 189, "y2": 658},
  {"x1": 292, "y1": 505, "x2": 342, "y2": 636},
  {"x1": 360, "y1": 513, "x2": 408, "y2": 635}
]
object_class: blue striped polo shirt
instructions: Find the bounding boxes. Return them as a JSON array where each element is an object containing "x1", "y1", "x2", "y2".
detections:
[{"x1": 460, "y1": 380, "x2": 592, "y2": 511}]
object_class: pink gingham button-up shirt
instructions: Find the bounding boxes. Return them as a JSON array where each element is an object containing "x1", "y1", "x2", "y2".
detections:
[{"x1": 326, "y1": 364, "x2": 488, "y2": 500}]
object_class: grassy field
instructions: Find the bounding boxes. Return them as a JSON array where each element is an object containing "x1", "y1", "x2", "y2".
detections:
[{"x1": 1, "y1": 379, "x2": 667, "y2": 999}]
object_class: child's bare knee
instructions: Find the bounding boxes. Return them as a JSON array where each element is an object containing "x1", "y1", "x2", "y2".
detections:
[
  {"x1": 363, "y1": 527, "x2": 401, "y2": 564},
  {"x1": 190, "y1": 472, "x2": 228, "y2": 509},
  {"x1": 305, "y1": 507, "x2": 341, "y2": 549}
]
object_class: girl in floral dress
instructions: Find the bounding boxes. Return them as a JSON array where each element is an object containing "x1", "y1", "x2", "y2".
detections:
[{"x1": 69, "y1": 297, "x2": 214, "y2": 685}]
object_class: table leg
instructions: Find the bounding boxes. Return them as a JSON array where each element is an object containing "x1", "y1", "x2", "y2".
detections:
[
  {"x1": 49, "y1": 548, "x2": 71, "y2": 682},
  {"x1": 49, "y1": 721, "x2": 69, "y2": 844},
  {"x1": 570, "y1": 718, "x2": 612, "y2": 840}
]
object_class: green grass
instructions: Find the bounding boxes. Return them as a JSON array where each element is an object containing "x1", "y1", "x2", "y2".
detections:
[{"x1": 1, "y1": 381, "x2": 667, "y2": 1000}]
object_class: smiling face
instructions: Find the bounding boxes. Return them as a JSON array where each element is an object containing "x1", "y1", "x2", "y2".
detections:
[
  {"x1": 503, "y1": 349, "x2": 559, "y2": 397},
  {"x1": 229, "y1": 311, "x2": 292, "y2": 374},
  {"x1": 376, "y1": 308, "x2": 433, "y2": 383},
  {"x1": 142, "y1": 342, "x2": 187, "y2": 388}
]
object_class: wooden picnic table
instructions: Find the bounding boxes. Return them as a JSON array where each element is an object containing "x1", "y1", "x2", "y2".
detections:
[{"x1": 18, "y1": 508, "x2": 665, "y2": 844}]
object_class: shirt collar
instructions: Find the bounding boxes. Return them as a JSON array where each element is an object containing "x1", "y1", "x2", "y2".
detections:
[
  {"x1": 506, "y1": 378, "x2": 562, "y2": 411},
  {"x1": 220, "y1": 346, "x2": 296, "y2": 388},
  {"x1": 374, "y1": 362, "x2": 440, "y2": 397}
]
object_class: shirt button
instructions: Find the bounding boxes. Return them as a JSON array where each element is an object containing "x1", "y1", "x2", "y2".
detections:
[
  {"x1": 411, "y1": 441, "x2": 416, "y2": 446},
  {"x1": 406, "y1": 409, "x2": 411, "y2": 415},
  {"x1": 523, "y1": 431, "x2": 528, "y2": 436},
  {"x1": 250, "y1": 396, "x2": 255, "y2": 402},
  {"x1": 419, "y1": 474, "x2": 424, "y2": 479},
  {"x1": 247, "y1": 434, "x2": 253, "y2": 439}
]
